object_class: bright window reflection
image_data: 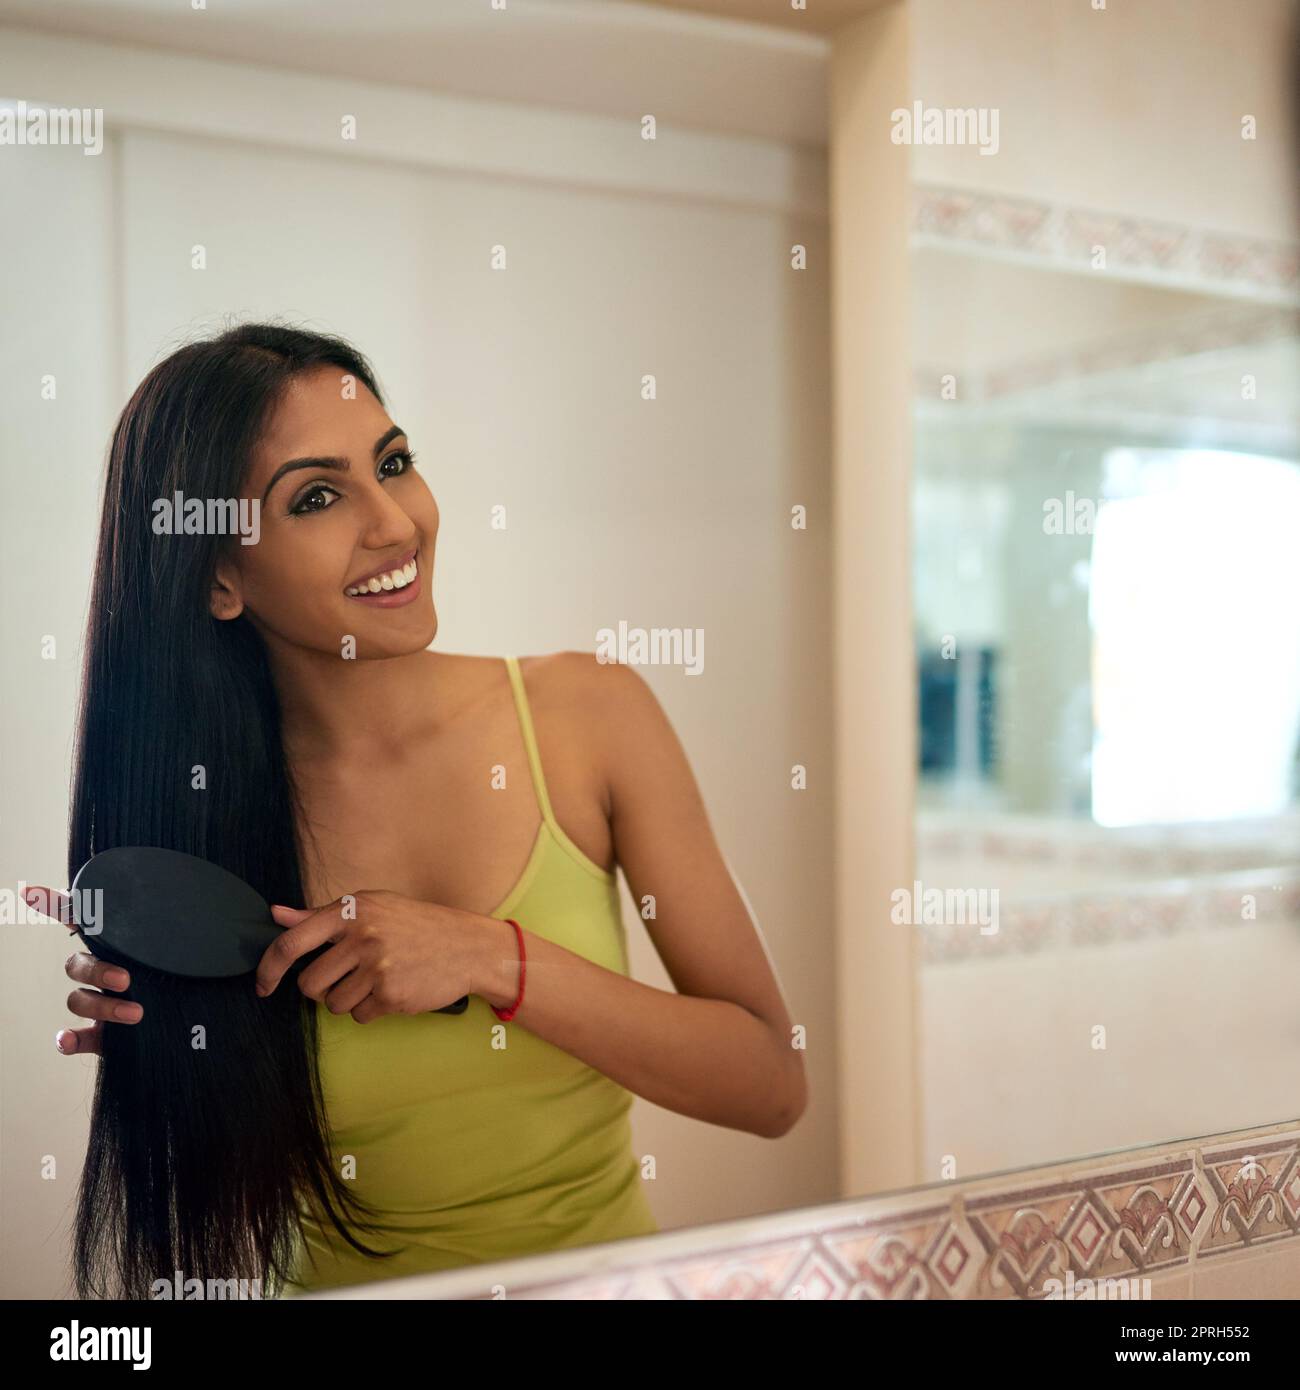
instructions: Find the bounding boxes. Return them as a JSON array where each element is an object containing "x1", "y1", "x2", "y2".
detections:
[{"x1": 1090, "y1": 448, "x2": 1300, "y2": 826}]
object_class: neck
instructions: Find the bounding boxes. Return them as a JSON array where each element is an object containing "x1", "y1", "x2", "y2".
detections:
[{"x1": 261, "y1": 639, "x2": 440, "y2": 767}]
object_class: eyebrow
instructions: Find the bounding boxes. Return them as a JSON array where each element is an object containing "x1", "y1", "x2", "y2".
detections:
[{"x1": 261, "y1": 425, "x2": 406, "y2": 505}]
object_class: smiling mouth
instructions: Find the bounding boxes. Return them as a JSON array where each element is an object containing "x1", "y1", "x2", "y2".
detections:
[
  {"x1": 344, "y1": 552, "x2": 420, "y2": 604},
  {"x1": 345, "y1": 558, "x2": 417, "y2": 597}
]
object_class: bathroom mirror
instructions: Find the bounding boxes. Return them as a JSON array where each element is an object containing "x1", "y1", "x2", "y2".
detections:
[
  {"x1": 911, "y1": 239, "x2": 1300, "y2": 1179},
  {"x1": 3, "y1": 0, "x2": 1297, "y2": 1301}
]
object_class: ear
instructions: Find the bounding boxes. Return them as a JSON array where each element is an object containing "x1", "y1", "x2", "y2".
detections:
[{"x1": 209, "y1": 556, "x2": 245, "y2": 622}]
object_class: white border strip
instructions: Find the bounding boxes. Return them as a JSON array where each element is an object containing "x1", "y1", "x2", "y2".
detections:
[{"x1": 0, "y1": 25, "x2": 827, "y2": 216}]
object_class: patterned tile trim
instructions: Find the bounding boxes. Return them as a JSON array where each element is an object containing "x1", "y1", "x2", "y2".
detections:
[
  {"x1": 1196, "y1": 1134, "x2": 1300, "y2": 1260},
  {"x1": 308, "y1": 1120, "x2": 1300, "y2": 1300},
  {"x1": 915, "y1": 817, "x2": 1300, "y2": 964},
  {"x1": 914, "y1": 301, "x2": 1299, "y2": 405},
  {"x1": 919, "y1": 816, "x2": 1300, "y2": 873},
  {"x1": 919, "y1": 867, "x2": 1300, "y2": 964},
  {"x1": 912, "y1": 183, "x2": 1300, "y2": 303}
]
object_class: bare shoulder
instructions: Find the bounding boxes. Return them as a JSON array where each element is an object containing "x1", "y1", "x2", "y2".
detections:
[
  {"x1": 516, "y1": 650, "x2": 658, "y2": 727},
  {"x1": 510, "y1": 653, "x2": 660, "y2": 829},
  {"x1": 430, "y1": 650, "x2": 654, "y2": 727},
  {"x1": 519, "y1": 653, "x2": 684, "y2": 809}
]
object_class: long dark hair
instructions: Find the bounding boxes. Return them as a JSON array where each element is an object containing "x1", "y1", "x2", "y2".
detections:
[{"x1": 68, "y1": 322, "x2": 399, "y2": 1298}]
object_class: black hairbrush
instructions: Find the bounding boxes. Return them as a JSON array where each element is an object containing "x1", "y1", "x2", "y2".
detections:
[{"x1": 69, "y1": 846, "x2": 469, "y2": 1014}]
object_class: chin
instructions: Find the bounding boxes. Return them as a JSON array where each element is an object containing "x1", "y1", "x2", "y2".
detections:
[{"x1": 367, "y1": 607, "x2": 437, "y2": 658}]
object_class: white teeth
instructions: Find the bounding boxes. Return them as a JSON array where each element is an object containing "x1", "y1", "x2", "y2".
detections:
[{"x1": 346, "y1": 558, "x2": 418, "y2": 597}]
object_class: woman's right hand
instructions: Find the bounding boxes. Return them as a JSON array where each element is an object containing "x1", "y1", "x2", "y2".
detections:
[{"x1": 25, "y1": 884, "x2": 143, "y2": 1056}]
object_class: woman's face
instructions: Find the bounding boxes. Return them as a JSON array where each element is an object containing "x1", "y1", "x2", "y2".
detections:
[{"x1": 212, "y1": 365, "x2": 439, "y2": 660}]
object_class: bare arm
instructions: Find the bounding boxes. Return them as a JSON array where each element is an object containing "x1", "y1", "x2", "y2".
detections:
[{"x1": 473, "y1": 654, "x2": 807, "y2": 1139}]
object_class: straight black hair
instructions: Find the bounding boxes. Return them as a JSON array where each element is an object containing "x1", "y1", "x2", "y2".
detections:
[{"x1": 68, "y1": 321, "x2": 400, "y2": 1298}]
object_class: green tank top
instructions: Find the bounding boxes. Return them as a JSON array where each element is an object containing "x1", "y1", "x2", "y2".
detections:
[{"x1": 275, "y1": 655, "x2": 659, "y2": 1295}]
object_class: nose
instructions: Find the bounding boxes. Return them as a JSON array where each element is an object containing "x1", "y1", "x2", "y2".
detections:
[{"x1": 355, "y1": 476, "x2": 419, "y2": 551}]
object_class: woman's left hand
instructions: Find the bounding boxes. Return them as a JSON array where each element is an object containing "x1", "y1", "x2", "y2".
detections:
[{"x1": 255, "y1": 890, "x2": 483, "y2": 1022}]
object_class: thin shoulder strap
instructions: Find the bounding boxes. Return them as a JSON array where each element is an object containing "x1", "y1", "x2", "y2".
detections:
[{"x1": 504, "y1": 655, "x2": 555, "y2": 825}]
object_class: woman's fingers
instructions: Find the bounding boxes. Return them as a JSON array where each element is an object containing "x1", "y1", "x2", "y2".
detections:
[
  {"x1": 36, "y1": 884, "x2": 137, "y2": 1056},
  {"x1": 65, "y1": 948, "x2": 130, "y2": 994},
  {"x1": 55, "y1": 1021, "x2": 104, "y2": 1057},
  {"x1": 56, "y1": 957, "x2": 141, "y2": 1055},
  {"x1": 66, "y1": 986, "x2": 143, "y2": 1025}
]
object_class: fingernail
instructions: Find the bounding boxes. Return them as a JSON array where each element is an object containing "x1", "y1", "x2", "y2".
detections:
[
  {"x1": 54, "y1": 1030, "x2": 71, "y2": 1054},
  {"x1": 114, "y1": 1002, "x2": 143, "y2": 1021},
  {"x1": 105, "y1": 969, "x2": 129, "y2": 990}
]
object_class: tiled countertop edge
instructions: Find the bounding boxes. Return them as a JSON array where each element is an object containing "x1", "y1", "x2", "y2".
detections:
[{"x1": 304, "y1": 1115, "x2": 1300, "y2": 1300}]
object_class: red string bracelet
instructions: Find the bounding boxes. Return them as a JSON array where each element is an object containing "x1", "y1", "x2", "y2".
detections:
[{"x1": 490, "y1": 918, "x2": 526, "y2": 1022}]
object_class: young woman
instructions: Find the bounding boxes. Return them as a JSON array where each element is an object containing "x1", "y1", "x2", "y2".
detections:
[{"x1": 31, "y1": 322, "x2": 806, "y2": 1298}]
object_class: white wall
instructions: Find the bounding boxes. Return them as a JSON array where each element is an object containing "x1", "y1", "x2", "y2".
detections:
[{"x1": 0, "y1": 129, "x2": 118, "y2": 1304}]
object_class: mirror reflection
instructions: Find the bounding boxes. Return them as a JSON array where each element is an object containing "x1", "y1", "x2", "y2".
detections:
[
  {"x1": 2, "y1": 0, "x2": 1296, "y2": 1303},
  {"x1": 914, "y1": 253, "x2": 1300, "y2": 1178}
]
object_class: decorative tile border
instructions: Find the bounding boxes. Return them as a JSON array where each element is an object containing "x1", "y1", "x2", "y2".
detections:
[
  {"x1": 914, "y1": 300, "x2": 1299, "y2": 405},
  {"x1": 307, "y1": 1119, "x2": 1300, "y2": 1300},
  {"x1": 912, "y1": 182, "x2": 1300, "y2": 303},
  {"x1": 918, "y1": 867, "x2": 1300, "y2": 963},
  {"x1": 1197, "y1": 1133, "x2": 1300, "y2": 1259},
  {"x1": 919, "y1": 812, "x2": 1300, "y2": 867},
  {"x1": 916, "y1": 816, "x2": 1300, "y2": 963}
]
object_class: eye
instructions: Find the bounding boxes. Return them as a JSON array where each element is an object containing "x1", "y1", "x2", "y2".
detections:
[
  {"x1": 378, "y1": 449, "x2": 417, "y2": 479},
  {"x1": 290, "y1": 483, "x2": 341, "y2": 516}
]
